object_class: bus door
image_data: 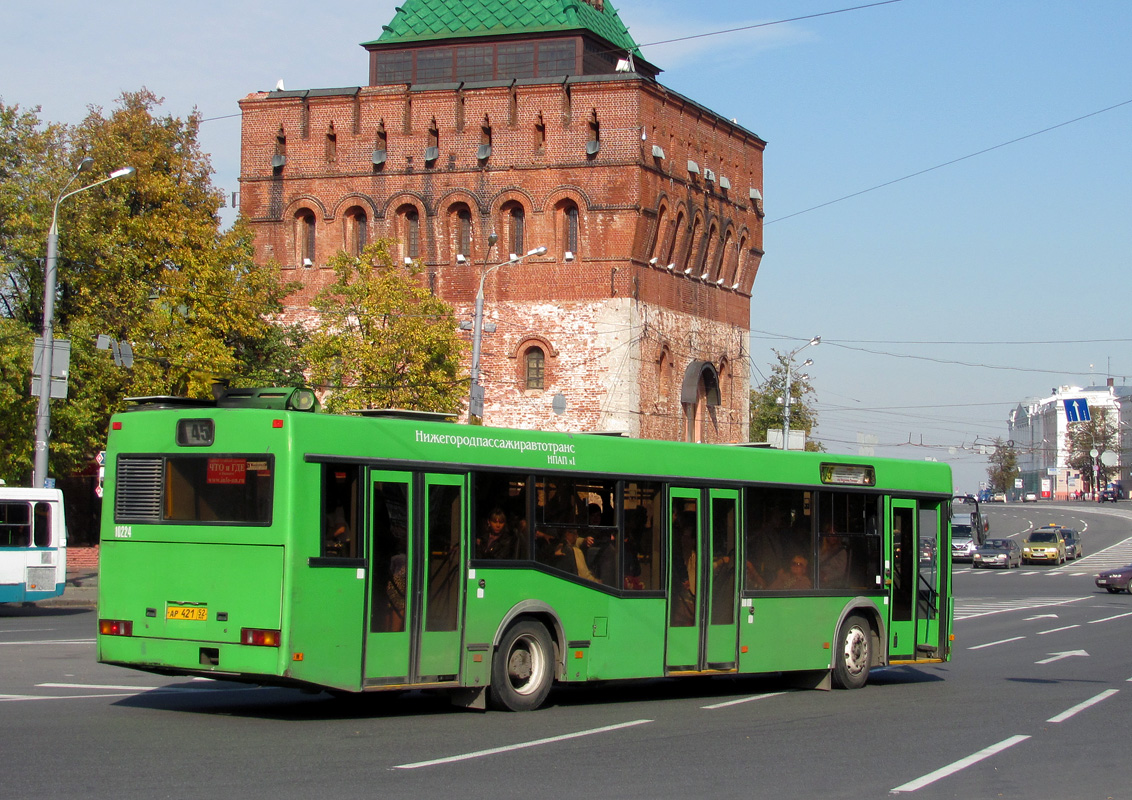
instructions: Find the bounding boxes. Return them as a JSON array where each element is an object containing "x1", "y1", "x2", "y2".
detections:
[
  {"x1": 705, "y1": 489, "x2": 740, "y2": 670},
  {"x1": 363, "y1": 471, "x2": 412, "y2": 684},
  {"x1": 915, "y1": 501, "x2": 944, "y2": 654},
  {"x1": 665, "y1": 487, "x2": 740, "y2": 672},
  {"x1": 412, "y1": 474, "x2": 465, "y2": 682},
  {"x1": 888, "y1": 499, "x2": 941, "y2": 657},
  {"x1": 363, "y1": 472, "x2": 466, "y2": 686}
]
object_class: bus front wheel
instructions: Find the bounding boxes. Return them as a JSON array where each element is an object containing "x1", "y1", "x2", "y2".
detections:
[
  {"x1": 831, "y1": 614, "x2": 871, "y2": 690},
  {"x1": 489, "y1": 620, "x2": 554, "y2": 711}
]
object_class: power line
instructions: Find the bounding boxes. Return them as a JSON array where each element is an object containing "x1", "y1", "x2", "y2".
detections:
[{"x1": 767, "y1": 98, "x2": 1132, "y2": 224}]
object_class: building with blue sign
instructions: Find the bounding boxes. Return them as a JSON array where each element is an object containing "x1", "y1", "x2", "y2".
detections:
[{"x1": 1008, "y1": 379, "x2": 1131, "y2": 500}]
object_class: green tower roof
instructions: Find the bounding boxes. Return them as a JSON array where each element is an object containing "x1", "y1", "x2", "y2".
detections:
[{"x1": 365, "y1": 0, "x2": 642, "y2": 56}]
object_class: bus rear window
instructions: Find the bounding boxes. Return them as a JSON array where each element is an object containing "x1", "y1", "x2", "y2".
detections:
[{"x1": 115, "y1": 455, "x2": 273, "y2": 524}]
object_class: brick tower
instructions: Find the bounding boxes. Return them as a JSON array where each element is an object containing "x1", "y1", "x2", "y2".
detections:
[{"x1": 238, "y1": 0, "x2": 765, "y2": 442}]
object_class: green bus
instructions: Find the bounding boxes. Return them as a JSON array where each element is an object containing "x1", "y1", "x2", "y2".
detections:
[{"x1": 97, "y1": 386, "x2": 953, "y2": 711}]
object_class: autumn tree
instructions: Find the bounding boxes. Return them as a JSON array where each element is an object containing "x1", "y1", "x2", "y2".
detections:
[
  {"x1": 985, "y1": 437, "x2": 1020, "y2": 493},
  {"x1": 749, "y1": 349, "x2": 823, "y2": 451},
  {"x1": 303, "y1": 240, "x2": 468, "y2": 413},
  {"x1": 0, "y1": 91, "x2": 301, "y2": 483}
]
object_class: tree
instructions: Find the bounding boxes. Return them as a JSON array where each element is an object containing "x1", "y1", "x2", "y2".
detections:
[
  {"x1": 749, "y1": 349, "x2": 823, "y2": 451},
  {"x1": 302, "y1": 241, "x2": 468, "y2": 413},
  {"x1": 1065, "y1": 409, "x2": 1118, "y2": 494},
  {"x1": 0, "y1": 91, "x2": 301, "y2": 484},
  {"x1": 986, "y1": 437, "x2": 1020, "y2": 493}
]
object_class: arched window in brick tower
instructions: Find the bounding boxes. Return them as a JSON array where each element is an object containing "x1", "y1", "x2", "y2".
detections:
[
  {"x1": 651, "y1": 204, "x2": 667, "y2": 264},
  {"x1": 684, "y1": 216, "x2": 702, "y2": 274},
  {"x1": 295, "y1": 209, "x2": 316, "y2": 266},
  {"x1": 555, "y1": 199, "x2": 579, "y2": 257},
  {"x1": 502, "y1": 201, "x2": 525, "y2": 256},
  {"x1": 397, "y1": 204, "x2": 421, "y2": 260},
  {"x1": 680, "y1": 361, "x2": 720, "y2": 443},
  {"x1": 524, "y1": 346, "x2": 545, "y2": 390},
  {"x1": 452, "y1": 204, "x2": 473, "y2": 260},
  {"x1": 344, "y1": 206, "x2": 367, "y2": 255}
]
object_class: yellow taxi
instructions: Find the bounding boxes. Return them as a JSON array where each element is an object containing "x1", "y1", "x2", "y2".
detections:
[{"x1": 1022, "y1": 527, "x2": 1067, "y2": 565}]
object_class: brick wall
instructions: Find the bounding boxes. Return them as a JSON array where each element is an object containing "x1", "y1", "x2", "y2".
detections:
[{"x1": 239, "y1": 74, "x2": 761, "y2": 442}]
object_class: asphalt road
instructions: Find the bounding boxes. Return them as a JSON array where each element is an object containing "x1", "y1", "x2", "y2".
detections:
[{"x1": 3, "y1": 501, "x2": 1131, "y2": 799}]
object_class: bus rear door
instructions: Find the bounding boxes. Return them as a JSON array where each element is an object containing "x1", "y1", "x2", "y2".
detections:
[{"x1": 665, "y1": 487, "x2": 740, "y2": 672}]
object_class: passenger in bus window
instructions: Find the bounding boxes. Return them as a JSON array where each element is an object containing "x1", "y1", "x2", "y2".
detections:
[
  {"x1": 558, "y1": 529, "x2": 599, "y2": 582},
  {"x1": 325, "y1": 511, "x2": 352, "y2": 557},
  {"x1": 819, "y1": 534, "x2": 850, "y2": 589},
  {"x1": 770, "y1": 554, "x2": 813, "y2": 590},
  {"x1": 478, "y1": 507, "x2": 521, "y2": 559}
]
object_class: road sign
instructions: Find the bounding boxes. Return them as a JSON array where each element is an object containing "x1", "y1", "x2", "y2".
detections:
[
  {"x1": 95, "y1": 451, "x2": 105, "y2": 466},
  {"x1": 1063, "y1": 398, "x2": 1091, "y2": 422}
]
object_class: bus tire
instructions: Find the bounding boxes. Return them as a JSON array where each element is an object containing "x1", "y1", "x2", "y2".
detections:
[
  {"x1": 489, "y1": 620, "x2": 554, "y2": 711},
  {"x1": 831, "y1": 614, "x2": 871, "y2": 690}
]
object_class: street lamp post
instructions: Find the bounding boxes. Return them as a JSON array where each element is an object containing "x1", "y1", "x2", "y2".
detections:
[
  {"x1": 33, "y1": 160, "x2": 135, "y2": 488},
  {"x1": 781, "y1": 335, "x2": 820, "y2": 450},
  {"x1": 467, "y1": 240, "x2": 547, "y2": 423}
]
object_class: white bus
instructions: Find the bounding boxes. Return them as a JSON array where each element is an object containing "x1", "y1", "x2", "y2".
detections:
[{"x1": 0, "y1": 487, "x2": 67, "y2": 603}]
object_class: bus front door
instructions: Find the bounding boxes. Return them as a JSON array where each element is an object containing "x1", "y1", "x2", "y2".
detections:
[
  {"x1": 363, "y1": 472, "x2": 465, "y2": 687},
  {"x1": 665, "y1": 487, "x2": 740, "y2": 672},
  {"x1": 888, "y1": 499, "x2": 942, "y2": 658}
]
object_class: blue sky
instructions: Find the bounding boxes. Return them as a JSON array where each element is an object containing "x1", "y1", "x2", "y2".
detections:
[{"x1": 4, "y1": 0, "x2": 1131, "y2": 491}]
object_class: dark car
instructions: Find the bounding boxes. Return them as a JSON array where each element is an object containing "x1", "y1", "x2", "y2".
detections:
[
  {"x1": 972, "y1": 538, "x2": 1022, "y2": 569},
  {"x1": 1096, "y1": 564, "x2": 1132, "y2": 593},
  {"x1": 1061, "y1": 528, "x2": 1083, "y2": 559}
]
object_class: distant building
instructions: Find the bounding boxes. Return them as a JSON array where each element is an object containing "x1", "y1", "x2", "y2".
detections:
[
  {"x1": 238, "y1": 0, "x2": 764, "y2": 442},
  {"x1": 1008, "y1": 379, "x2": 1130, "y2": 499}
]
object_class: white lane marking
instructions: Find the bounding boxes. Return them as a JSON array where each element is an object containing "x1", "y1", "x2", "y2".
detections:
[
  {"x1": 891, "y1": 735, "x2": 1031, "y2": 793},
  {"x1": 0, "y1": 639, "x2": 95, "y2": 646},
  {"x1": 1035, "y1": 650, "x2": 1089, "y2": 664},
  {"x1": 0, "y1": 628, "x2": 58, "y2": 635},
  {"x1": 1047, "y1": 689, "x2": 1119, "y2": 723},
  {"x1": 1036, "y1": 625, "x2": 1080, "y2": 635},
  {"x1": 968, "y1": 636, "x2": 1025, "y2": 650},
  {"x1": 955, "y1": 596, "x2": 1087, "y2": 621},
  {"x1": 38, "y1": 682, "x2": 193, "y2": 691},
  {"x1": 393, "y1": 719, "x2": 654, "y2": 769},
  {"x1": 0, "y1": 692, "x2": 137, "y2": 702},
  {"x1": 702, "y1": 691, "x2": 787, "y2": 709},
  {"x1": 1088, "y1": 611, "x2": 1132, "y2": 624}
]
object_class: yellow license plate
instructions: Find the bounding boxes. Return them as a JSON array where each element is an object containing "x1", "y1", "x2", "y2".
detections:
[{"x1": 166, "y1": 606, "x2": 208, "y2": 621}]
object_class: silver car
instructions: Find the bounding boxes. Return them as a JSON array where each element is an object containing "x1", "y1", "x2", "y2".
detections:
[{"x1": 972, "y1": 538, "x2": 1022, "y2": 569}]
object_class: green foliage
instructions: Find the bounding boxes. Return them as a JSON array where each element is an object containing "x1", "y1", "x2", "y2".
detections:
[
  {"x1": 749, "y1": 349, "x2": 822, "y2": 450},
  {"x1": 1064, "y1": 409, "x2": 1118, "y2": 492},
  {"x1": 303, "y1": 241, "x2": 468, "y2": 414},
  {"x1": 985, "y1": 437, "x2": 1020, "y2": 493},
  {"x1": 0, "y1": 91, "x2": 302, "y2": 484}
]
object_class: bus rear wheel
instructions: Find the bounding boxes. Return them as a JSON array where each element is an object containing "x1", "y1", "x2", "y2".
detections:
[
  {"x1": 831, "y1": 614, "x2": 871, "y2": 690},
  {"x1": 489, "y1": 620, "x2": 554, "y2": 711}
]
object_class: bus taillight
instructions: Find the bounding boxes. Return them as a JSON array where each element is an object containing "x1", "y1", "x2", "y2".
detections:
[
  {"x1": 241, "y1": 628, "x2": 281, "y2": 647},
  {"x1": 99, "y1": 619, "x2": 133, "y2": 636}
]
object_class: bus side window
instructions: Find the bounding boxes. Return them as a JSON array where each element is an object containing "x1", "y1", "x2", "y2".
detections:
[
  {"x1": 0, "y1": 501, "x2": 31, "y2": 548},
  {"x1": 474, "y1": 472, "x2": 529, "y2": 560},
  {"x1": 33, "y1": 502, "x2": 52, "y2": 548},
  {"x1": 623, "y1": 481, "x2": 662, "y2": 590},
  {"x1": 322, "y1": 464, "x2": 360, "y2": 558}
]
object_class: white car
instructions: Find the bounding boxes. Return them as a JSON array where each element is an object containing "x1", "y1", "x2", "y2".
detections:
[{"x1": 1023, "y1": 492, "x2": 1038, "y2": 502}]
